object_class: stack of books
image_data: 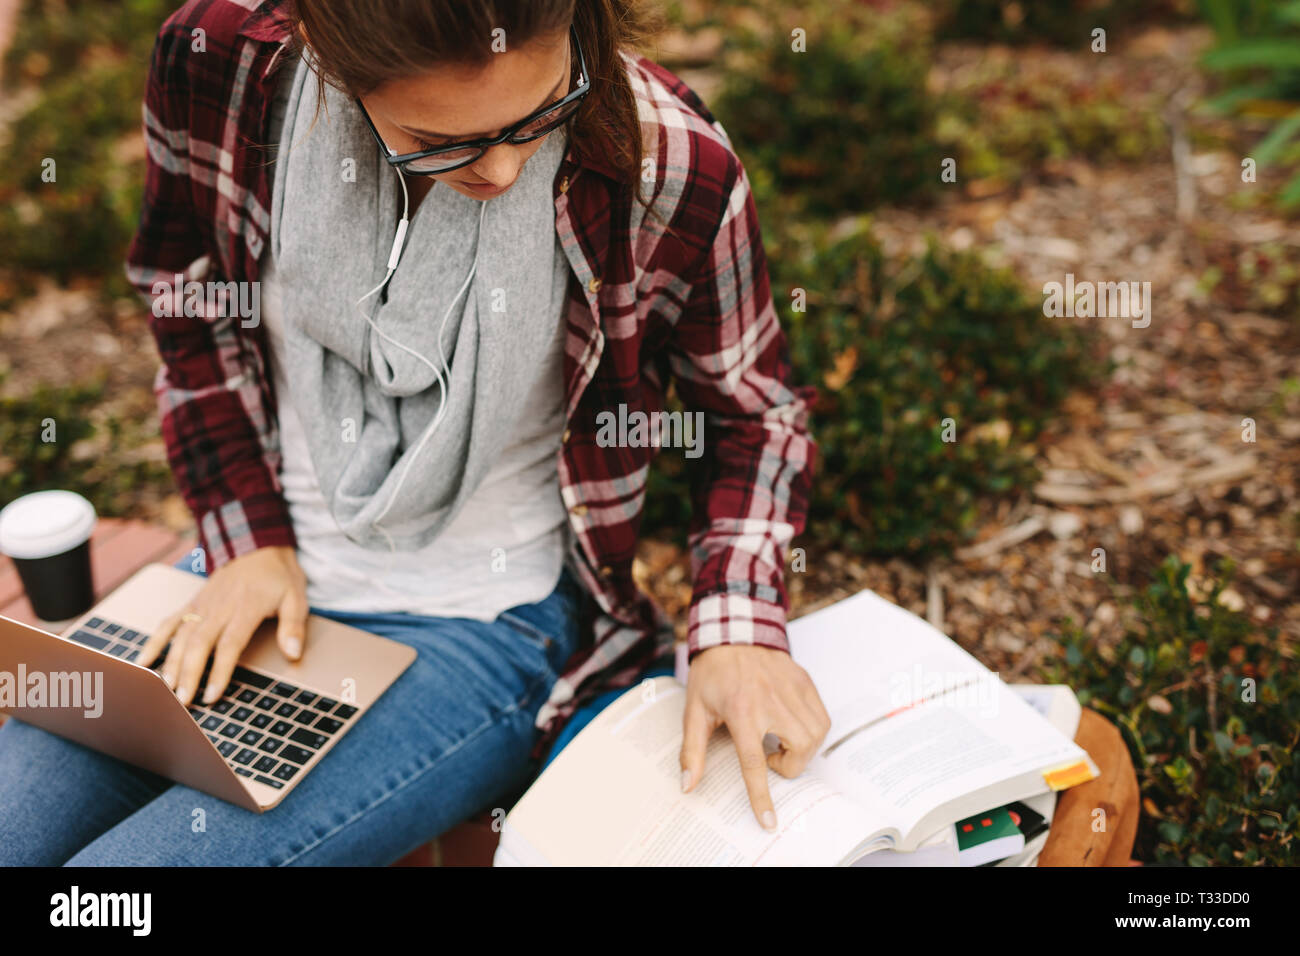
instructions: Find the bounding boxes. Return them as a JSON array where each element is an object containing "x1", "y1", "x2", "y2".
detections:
[{"x1": 495, "y1": 589, "x2": 1097, "y2": 866}]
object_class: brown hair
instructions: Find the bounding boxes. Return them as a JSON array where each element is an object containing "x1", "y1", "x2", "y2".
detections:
[{"x1": 288, "y1": 0, "x2": 664, "y2": 209}]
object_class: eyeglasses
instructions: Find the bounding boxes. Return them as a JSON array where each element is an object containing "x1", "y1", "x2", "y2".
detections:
[{"x1": 355, "y1": 24, "x2": 590, "y2": 176}]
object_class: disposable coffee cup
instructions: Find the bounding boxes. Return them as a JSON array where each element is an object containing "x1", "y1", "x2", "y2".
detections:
[{"x1": 0, "y1": 490, "x2": 97, "y2": 622}]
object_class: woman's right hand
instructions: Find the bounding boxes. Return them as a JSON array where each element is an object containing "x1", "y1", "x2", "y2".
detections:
[{"x1": 138, "y1": 545, "x2": 309, "y2": 708}]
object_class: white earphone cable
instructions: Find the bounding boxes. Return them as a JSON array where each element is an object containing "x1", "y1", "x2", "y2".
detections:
[{"x1": 352, "y1": 166, "x2": 489, "y2": 566}]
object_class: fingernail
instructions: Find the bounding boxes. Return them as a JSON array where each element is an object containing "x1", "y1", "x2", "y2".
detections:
[
  {"x1": 761, "y1": 810, "x2": 777, "y2": 831},
  {"x1": 681, "y1": 770, "x2": 691, "y2": 793},
  {"x1": 285, "y1": 637, "x2": 301, "y2": 657},
  {"x1": 175, "y1": 686, "x2": 189, "y2": 703},
  {"x1": 202, "y1": 685, "x2": 220, "y2": 704},
  {"x1": 162, "y1": 673, "x2": 174, "y2": 689}
]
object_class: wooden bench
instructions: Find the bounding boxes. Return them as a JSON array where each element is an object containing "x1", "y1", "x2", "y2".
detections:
[{"x1": 1, "y1": 518, "x2": 1139, "y2": 866}]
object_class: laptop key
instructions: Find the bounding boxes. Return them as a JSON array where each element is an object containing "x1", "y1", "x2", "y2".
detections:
[
  {"x1": 295, "y1": 691, "x2": 318, "y2": 706},
  {"x1": 212, "y1": 699, "x2": 234, "y2": 714},
  {"x1": 219, "y1": 722, "x2": 243, "y2": 738},
  {"x1": 251, "y1": 713, "x2": 272, "y2": 729},
  {"x1": 258, "y1": 737, "x2": 283, "y2": 754},
  {"x1": 271, "y1": 681, "x2": 299, "y2": 698},
  {"x1": 278, "y1": 745, "x2": 314, "y2": 766},
  {"x1": 218, "y1": 741, "x2": 237, "y2": 757},
  {"x1": 187, "y1": 707, "x2": 205, "y2": 720},
  {"x1": 232, "y1": 666, "x2": 273, "y2": 689},
  {"x1": 232, "y1": 748, "x2": 258, "y2": 765},
  {"x1": 274, "y1": 702, "x2": 298, "y2": 718},
  {"x1": 232, "y1": 706, "x2": 254, "y2": 722},
  {"x1": 314, "y1": 697, "x2": 337, "y2": 713},
  {"x1": 121, "y1": 629, "x2": 140, "y2": 643},
  {"x1": 239, "y1": 730, "x2": 263, "y2": 746},
  {"x1": 69, "y1": 630, "x2": 111, "y2": 651},
  {"x1": 254, "y1": 774, "x2": 286, "y2": 789},
  {"x1": 102, "y1": 623, "x2": 121, "y2": 636},
  {"x1": 334, "y1": 704, "x2": 358, "y2": 721},
  {"x1": 86, "y1": 617, "x2": 104, "y2": 629},
  {"x1": 234, "y1": 767, "x2": 253, "y2": 777},
  {"x1": 108, "y1": 643, "x2": 130, "y2": 657},
  {"x1": 315, "y1": 716, "x2": 344, "y2": 735},
  {"x1": 289, "y1": 728, "x2": 328, "y2": 750},
  {"x1": 270, "y1": 721, "x2": 294, "y2": 737},
  {"x1": 236, "y1": 688, "x2": 259, "y2": 704},
  {"x1": 255, "y1": 695, "x2": 278, "y2": 710},
  {"x1": 293, "y1": 709, "x2": 318, "y2": 726},
  {"x1": 272, "y1": 763, "x2": 299, "y2": 782},
  {"x1": 253, "y1": 756, "x2": 277, "y2": 773},
  {"x1": 201, "y1": 716, "x2": 224, "y2": 731},
  {"x1": 206, "y1": 733, "x2": 219, "y2": 744}
]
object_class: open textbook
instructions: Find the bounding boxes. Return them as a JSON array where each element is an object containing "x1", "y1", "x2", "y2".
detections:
[
  {"x1": 855, "y1": 681, "x2": 1081, "y2": 867},
  {"x1": 495, "y1": 589, "x2": 1098, "y2": 866}
]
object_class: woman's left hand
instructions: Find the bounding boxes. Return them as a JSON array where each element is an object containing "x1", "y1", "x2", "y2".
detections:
[{"x1": 679, "y1": 643, "x2": 832, "y2": 832}]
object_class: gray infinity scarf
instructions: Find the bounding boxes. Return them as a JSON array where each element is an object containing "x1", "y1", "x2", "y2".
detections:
[{"x1": 269, "y1": 49, "x2": 571, "y2": 552}]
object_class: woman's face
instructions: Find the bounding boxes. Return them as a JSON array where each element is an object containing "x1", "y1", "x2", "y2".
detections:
[{"x1": 357, "y1": 27, "x2": 571, "y2": 201}]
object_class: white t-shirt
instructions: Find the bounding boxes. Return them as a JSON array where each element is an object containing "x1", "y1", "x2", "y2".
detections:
[{"x1": 256, "y1": 250, "x2": 571, "y2": 619}]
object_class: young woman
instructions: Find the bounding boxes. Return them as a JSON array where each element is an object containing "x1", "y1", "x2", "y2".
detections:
[{"x1": 0, "y1": 0, "x2": 825, "y2": 865}]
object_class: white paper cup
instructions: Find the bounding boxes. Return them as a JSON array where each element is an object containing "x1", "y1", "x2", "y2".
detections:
[{"x1": 0, "y1": 490, "x2": 97, "y2": 621}]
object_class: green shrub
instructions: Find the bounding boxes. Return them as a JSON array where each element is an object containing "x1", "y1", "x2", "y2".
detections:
[
  {"x1": 934, "y1": 0, "x2": 1196, "y2": 46},
  {"x1": 780, "y1": 223, "x2": 1096, "y2": 555},
  {"x1": 0, "y1": 372, "x2": 102, "y2": 505},
  {"x1": 642, "y1": 225, "x2": 1098, "y2": 554},
  {"x1": 0, "y1": 371, "x2": 172, "y2": 517},
  {"x1": 1198, "y1": 0, "x2": 1300, "y2": 208},
  {"x1": 710, "y1": 4, "x2": 942, "y2": 218},
  {"x1": 1043, "y1": 556, "x2": 1298, "y2": 865},
  {"x1": 934, "y1": 57, "x2": 1168, "y2": 183},
  {"x1": 0, "y1": 0, "x2": 175, "y2": 304}
]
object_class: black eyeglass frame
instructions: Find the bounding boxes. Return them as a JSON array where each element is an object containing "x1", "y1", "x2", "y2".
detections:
[{"x1": 354, "y1": 24, "x2": 590, "y2": 176}]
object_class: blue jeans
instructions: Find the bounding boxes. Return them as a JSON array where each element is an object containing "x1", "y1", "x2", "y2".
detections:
[{"x1": 0, "y1": 558, "x2": 585, "y2": 865}]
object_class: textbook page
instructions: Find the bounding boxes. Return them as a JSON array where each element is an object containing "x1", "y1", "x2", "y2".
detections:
[
  {"x1": 503, "y1": 677, "x2": 881, "y2": 866},
  {"x1": 812, "y1": 680, "x2": 1090, "y2": 848},
  {"x1": 785, "y1": 589, "x2": 992, "y2": 750}
]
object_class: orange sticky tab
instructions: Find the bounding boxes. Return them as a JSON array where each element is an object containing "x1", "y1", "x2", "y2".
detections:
[{"x1": 1042, "y1": 760, "x2": 1095, "y2": 791}]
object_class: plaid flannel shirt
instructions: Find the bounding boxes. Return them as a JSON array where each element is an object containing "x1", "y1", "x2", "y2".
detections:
[{"x1": 125, "y1": 0, "x2": 815, "y2": 756}]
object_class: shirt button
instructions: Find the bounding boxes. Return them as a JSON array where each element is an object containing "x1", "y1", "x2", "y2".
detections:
[
  {"x1": 559, "y1": 175, "x2": 570, "y2": 194},
  {"x1": 599, "y1": 565, "x2": 613, "y2": 577},
  {"x1": 587, "y1": 277, "x2": 602, "y2": 294},
  {"x1": 571, "y1": 504, "x2": 588, "y2": 517},
  {"x1": 562, "y1": 427, "x2": 572, "y2": 443}
]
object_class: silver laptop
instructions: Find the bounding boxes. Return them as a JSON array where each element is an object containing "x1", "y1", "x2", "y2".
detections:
[{"x1": 0, "y1": 563, "x2": 416, "y2": 812}]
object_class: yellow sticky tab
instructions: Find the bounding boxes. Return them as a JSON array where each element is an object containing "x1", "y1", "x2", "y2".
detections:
[{"x1": 1043, "y1": 760, "x2": 1095, "y2": 791}]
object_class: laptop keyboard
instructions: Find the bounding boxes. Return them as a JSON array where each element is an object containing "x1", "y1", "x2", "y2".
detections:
[{"x1": 68, "y1": 615, "x2": 359, "y2": 790}]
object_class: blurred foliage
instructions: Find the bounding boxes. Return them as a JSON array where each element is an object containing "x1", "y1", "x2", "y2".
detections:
[
  {"x1": 934, "y1": 57, "x2": 1168, "y2": 183},
  {"x1": 710, "y1": 2, "x2": 941, "y2": 218},
  {"x1": 781, "y1": 223, "x2": 1097, "y2": 555},
  {"x1": 643, "y1": 221, "x2": 1100, "y2": 557},
  {"x1": 1199, "y1": 239, "x2": 1300, "y2": 317},
  {"x1": 1198, "y1": 0, "x2": 1300, "y2": 209},
  {"x1": 934, "y1": 0, "x2": 1197, "y2": 46},
  {"x1": 0, "y1": 0, "x2": 176, "y2": 307},
  {"x1": 0, "y1": 370, "x2": 101, "y2": 504},
  {"x1": 0, "y1": 371, "x2": 172, "y2": 516},
  {"x1": 1044, "y1": 556, "x2": 1298, "y2": 865}
]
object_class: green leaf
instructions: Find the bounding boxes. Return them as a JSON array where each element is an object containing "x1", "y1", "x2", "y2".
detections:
[
  {"x1": 1252, "y1": 111, "x2": 1300, "y2": 165},
  {"x1": 1203, "y1": 40, "x2": 1300, "y2": 71}
]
